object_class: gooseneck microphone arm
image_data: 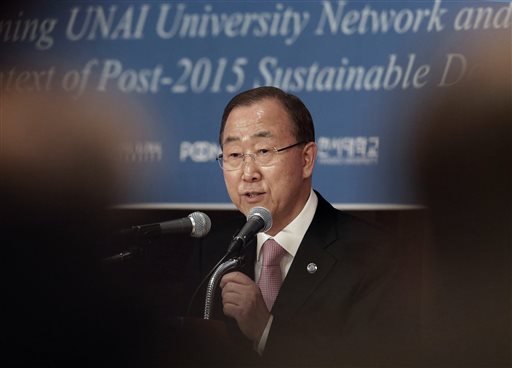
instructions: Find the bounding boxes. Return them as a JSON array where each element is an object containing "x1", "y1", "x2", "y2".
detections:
[
  {"x1": 203, "y1": 257, "x2": 244, "y2": 319},
  {"x1": 185, "y1": 207, "x2": 272, "y2": 318}
]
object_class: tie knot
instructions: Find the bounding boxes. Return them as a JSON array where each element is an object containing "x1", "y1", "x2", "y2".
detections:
[{"x1": 261, "y1": 239, "x2": 287, "y2": 267}]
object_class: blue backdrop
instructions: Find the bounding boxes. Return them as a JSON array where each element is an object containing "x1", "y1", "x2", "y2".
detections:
[{"x1": 2, "y1": 1, "x2": 510, "y2": 208}]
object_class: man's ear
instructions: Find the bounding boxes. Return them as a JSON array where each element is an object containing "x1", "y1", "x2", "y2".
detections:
[{"x1": 302, "y1": 142, "x2": 317, "y2": 179}]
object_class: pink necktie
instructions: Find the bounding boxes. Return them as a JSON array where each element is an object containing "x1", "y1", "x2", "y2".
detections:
[{"x1": 257, "y1": 239, "x2": 287, "y2": 311}]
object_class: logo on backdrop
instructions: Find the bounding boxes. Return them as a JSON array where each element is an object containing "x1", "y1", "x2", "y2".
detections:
[
  {"x1": 317, "y1": 136, "x2": 379, "y2": 165},
  {"x1": 179, "y1": 138, "x2": 379, "y2": 165},
  {"x1": 180, "y1": 141, "x2": 220, "y2": 162},
  {"x1": 119, "y1": 141, "x2": 163, "y2": 162}
]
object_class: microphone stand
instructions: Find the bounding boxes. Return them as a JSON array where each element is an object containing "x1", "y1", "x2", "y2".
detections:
[
  {"x1": 100, "y1": 229, "x2": 150, "y2": 264},
  {"x1": 203, "y1": 256, "x2": 244, "y2": 319},
  {"x1": 101, "y1": 249, "x2": 137, "y2": 264}
]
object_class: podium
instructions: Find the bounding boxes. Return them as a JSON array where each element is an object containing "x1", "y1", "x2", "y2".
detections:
[
  {"x1": 168, "y1": 317, "x2": 257, "y2": 367},
  {"x1": 163, "y1": 255, "x2": 256, "y2": 365}
]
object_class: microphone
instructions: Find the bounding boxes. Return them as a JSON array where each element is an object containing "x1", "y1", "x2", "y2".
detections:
[
  {"x1": 226, "y1": 207, "x2": 272, "y2": 254},
  {"x1": 128, "y1": 211, "x2": 211, "y2": 239}
]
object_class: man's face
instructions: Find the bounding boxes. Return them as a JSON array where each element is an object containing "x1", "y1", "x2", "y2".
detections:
[{"x1": 221, "y1": 98, "x2": 316, "y2": 235}]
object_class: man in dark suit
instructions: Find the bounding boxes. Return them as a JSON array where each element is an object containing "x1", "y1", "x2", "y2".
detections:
[{"x1": 187, "y1": 86, "x2": 417, "y2": 366}]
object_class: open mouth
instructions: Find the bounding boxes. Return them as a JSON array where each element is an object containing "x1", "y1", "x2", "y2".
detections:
[{"x1": 244, "y1": 191, "x2": 265, "y2": 199}]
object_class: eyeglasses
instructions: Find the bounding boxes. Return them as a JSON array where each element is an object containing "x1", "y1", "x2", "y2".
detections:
[{"x1": 217, "y1": 141, "x2": 306, "y2": 171}]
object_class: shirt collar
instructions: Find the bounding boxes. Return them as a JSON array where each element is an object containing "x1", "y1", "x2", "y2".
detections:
[{"x1": 257, "y1": 189, "x2": 318, "y2": 260}]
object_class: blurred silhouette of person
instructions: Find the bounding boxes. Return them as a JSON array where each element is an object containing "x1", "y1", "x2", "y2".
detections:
[
  {"x1": 413, "y1": 34, "x2": 511, "y2": 367},
  {"x1": 0, "y1": 88, "x2": 162, "y2": 367}
]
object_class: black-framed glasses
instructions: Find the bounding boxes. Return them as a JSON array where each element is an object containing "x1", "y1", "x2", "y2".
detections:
[{"x1": 216, "y1": 141, "x2": 306, "y2": 171}]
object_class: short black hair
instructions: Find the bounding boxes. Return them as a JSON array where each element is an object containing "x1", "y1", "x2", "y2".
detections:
[{"x1": 219, "y1": 86, "x2": 315, "y2": 146}]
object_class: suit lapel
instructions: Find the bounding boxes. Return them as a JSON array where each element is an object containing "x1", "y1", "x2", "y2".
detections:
[{"x1": 271, "y1": 194, "x2": 339, "y2": 324}]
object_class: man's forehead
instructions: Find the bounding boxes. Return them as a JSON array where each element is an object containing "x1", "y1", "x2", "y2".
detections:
[
  {"x1": 223, "y1": 130, "x2": 274, "y2": 145},
  {"x1": 222, "y1": 99, "x2": 294, "y2": 144}
]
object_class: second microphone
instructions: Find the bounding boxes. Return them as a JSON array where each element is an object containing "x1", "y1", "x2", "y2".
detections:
[{"x1": 129, "y1": 211, "x2": 211, "y2": 239}]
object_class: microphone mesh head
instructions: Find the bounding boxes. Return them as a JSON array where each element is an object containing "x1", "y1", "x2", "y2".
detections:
[
  {"x1": 248, "y1": 207, "x2": 272, "y2": 233},
  {"x1": 189, "y1": 212, "x2": 211, "y2": 238}
]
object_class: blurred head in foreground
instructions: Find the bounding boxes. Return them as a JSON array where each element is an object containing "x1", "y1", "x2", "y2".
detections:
[
  {"x1": 413, "y1": 36, "x2": 511, "y2": 366},
  {"x1": 1, "y1": 89, "x2": 130, "y2": 231},
  {"x1": 415, "y1": 45, "x2": 511, "y2": 225},
  {"x1": 1, "y1": 89, "x2": 157, "y2": 367}
]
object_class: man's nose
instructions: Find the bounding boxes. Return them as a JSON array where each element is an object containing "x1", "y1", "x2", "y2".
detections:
[{"x1": 242, "y1": 155, "x2": 261, "y2": 181}]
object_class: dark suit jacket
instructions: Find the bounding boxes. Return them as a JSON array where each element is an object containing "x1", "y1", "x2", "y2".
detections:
[{"x1": 184, "y1": 192, "x2": 419, "y2": 367}]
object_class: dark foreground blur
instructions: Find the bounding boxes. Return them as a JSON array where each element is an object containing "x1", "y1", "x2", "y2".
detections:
[
  {"x1": 0, "y1": 89, "x2": 167, "y2": 367},
  {"x1": 414, "y1": 33, "x2": 511, "y2": 367}
]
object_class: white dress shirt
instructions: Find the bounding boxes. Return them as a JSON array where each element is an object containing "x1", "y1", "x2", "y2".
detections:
[{"x1": 254, "y1": 189, "x2": 318, "y2": 354}]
